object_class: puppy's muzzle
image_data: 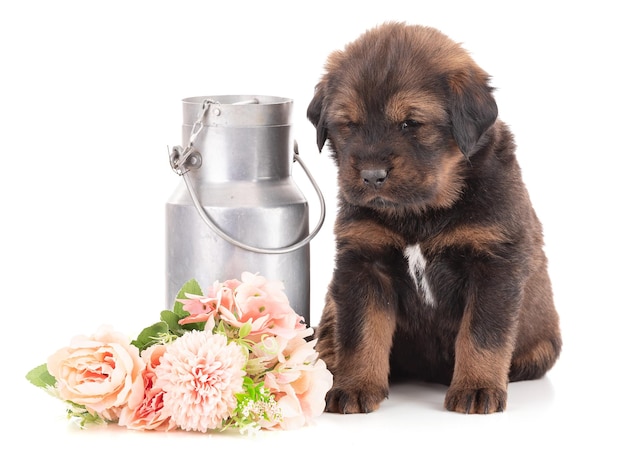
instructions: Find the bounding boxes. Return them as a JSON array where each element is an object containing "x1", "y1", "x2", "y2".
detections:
[{"x1": 360, "y1": 168, "x2": 388, "y2": 188}]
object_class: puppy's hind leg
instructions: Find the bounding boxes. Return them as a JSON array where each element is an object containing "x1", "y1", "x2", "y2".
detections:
[
  {"x1": 508, "y1": 334, "x2": 562, "y2": 382},
  {"x1": 508, "y1": 271, "x2": 562, "y2": 382}
]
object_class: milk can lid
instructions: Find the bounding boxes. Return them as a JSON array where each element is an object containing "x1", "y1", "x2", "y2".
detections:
[{"x1": 182, "y1": 95, "x2": 292, "y2": 127}]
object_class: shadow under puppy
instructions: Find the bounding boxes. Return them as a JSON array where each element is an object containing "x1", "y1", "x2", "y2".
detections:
[{"x1": 307, "y1": 22, "x2": 562, "y2": 414}]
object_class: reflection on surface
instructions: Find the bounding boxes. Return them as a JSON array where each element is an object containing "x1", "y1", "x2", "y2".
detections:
[{"x1": 384, "y1": 377, "x2": 556, "y2": 413}]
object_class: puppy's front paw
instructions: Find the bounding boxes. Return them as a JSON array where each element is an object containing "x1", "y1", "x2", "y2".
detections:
[
  {"x1": 325, "y1": 385, "x2": 389, "y2": 414},
  {"x1": 444, "y1": 386, "x2": 507, "y2": 414}
]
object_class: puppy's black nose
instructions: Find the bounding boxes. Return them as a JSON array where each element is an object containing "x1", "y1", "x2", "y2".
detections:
[{"x1": 360, "y1": 168, "x2": 388, "y2": 188}]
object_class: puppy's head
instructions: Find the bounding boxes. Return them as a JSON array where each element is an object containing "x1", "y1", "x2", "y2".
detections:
[{"x1": 307, "y1": 22, "x2": 498, "y2": 213}]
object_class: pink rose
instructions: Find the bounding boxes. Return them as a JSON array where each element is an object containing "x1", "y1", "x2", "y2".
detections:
[
  {"x1": 47, "y1": 325, "x2": 145, "y2": 421},
  {"x1": 219, "y1": 272, "x2": 308, "y2": 341},
  {"x1": 262, "y1": 338, "x2": 333, "y2": 429},
  {"x1": 118, "y1": 344, "x2": 174, "y2": 431}
]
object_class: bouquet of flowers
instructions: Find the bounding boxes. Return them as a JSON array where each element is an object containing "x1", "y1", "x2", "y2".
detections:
[{"x1": 26, "y1": 272, "x2": 333, "y2": 434}]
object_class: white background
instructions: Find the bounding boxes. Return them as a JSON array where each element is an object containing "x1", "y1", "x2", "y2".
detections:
[{"x1": 1, "y1": 1, "x2": 624, "y2": 456}]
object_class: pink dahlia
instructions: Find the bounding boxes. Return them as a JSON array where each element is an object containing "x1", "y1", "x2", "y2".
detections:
[{"x1": 154, "y1": 330, "x2": 246, "y2": 432}]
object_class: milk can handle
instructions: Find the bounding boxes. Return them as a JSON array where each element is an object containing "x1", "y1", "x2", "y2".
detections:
[{"x1": 180, "y1": 142, "x2": 326, "y2": 254}]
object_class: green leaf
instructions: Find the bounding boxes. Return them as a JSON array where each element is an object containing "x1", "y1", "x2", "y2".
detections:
[
  {"x1": 131, "y1": 321, "x2": 169, "y2": 351},
  {"x1": 172, "y1": 300, "x2": 186, "y2": 318},
  {"x1": 26, "y1": 364, "x2": 56, "y2": 389},
  {"x1": 65, "y1": 401, "x2": 105, "y2": 428},
  {"x1": 239, "y1": 321, "x2": 252, "y2": 339},
  {"x1": 160, "y1": 309, "x2": 184, "y2": 333},
  {"x1": 182, "y1": 320, "x2": 206, "y2": 332}
]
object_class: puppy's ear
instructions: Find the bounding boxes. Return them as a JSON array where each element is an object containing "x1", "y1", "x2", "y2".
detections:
[
  {"x1": 448, "y1": 69, "x2": 498, "y2": 157},
  {"x1": 307, "y1": 83, "x2": 328, "y2": 152}
]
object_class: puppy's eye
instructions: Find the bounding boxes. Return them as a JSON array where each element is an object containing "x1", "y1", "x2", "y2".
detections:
[{"x1": 399, "y1": 119, "x2": 420, "y2": 130}]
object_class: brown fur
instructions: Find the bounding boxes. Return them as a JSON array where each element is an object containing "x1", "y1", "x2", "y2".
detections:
[{"x1": 307, "y1": 22, "x2": 561, "y2": 414}]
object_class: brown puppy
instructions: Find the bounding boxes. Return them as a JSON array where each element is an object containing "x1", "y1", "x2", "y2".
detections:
[{"x1": 307, "y1": 22, "x2": 561, "y2": 414}]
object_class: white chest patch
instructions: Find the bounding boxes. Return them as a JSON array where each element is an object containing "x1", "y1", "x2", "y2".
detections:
[{"x1": 404, "y1": 243, "x2": 436, "y2": 307}]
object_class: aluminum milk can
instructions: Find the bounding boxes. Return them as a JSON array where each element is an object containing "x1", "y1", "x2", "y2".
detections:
[{"x1": 166, "y1": 95, "x2": 324, "y2": 324}]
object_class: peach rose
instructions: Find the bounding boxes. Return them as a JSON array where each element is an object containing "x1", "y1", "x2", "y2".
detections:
[
  {"x1": 47, "y1": 325, "x2": 145, "y2": 421},
  {"x1": 118, "y1": 344, "x2": 174, "y2": 431},
  {"x1": 262, "y1": 338, "x2": 333, "y2": 430}
]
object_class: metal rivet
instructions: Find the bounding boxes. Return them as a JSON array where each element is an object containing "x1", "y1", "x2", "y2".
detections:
[
  {"x1": 187, "y1": 152, "x2": 202, "y2": 168},
  {"x1": 213, "y1": 108, "x2": 221, "y2": 116}
]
